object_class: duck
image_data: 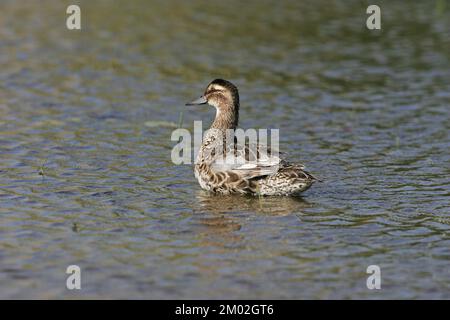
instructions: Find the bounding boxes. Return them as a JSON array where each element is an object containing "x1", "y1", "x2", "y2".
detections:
[{"x1": 186, "y1": 79, "x2": 318, "y2": 196}]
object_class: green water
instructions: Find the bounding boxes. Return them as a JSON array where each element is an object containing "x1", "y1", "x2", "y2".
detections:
[{"x1": 0, "y1": 0, "x2": 449, "y2": 299}]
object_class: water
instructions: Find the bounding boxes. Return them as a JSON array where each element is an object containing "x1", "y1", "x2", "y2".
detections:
[{"x1": 0, "y1": 0, "x2": 449, "y2": 299}]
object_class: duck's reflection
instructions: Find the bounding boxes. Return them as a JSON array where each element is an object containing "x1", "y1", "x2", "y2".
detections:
[
  {"x1": 191, "y1": 191, "x2": 313, "y2": 244},
  {"x1": 188, "y1": 191, "x2": 314, "y2": 279},
  {"x1": 194, "y1": 190, "x2": 312, "y2": 216}
]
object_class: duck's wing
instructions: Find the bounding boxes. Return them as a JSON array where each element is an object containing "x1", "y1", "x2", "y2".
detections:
[{"x1": 210, "y1": 142, "x2": 282, "y2": 179}]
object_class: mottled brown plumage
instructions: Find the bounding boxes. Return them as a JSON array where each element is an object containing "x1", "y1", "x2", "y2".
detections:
[{"x1": 186, "y1": 79, "x2": 318, "y2": 196}]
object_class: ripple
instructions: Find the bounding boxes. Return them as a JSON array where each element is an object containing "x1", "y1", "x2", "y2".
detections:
[{"x1": 0, "y1": 0, "x2": 449, "y2": 300}]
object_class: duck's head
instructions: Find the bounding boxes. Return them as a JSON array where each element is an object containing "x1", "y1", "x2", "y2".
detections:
[{"x1": 186, "y1": 79, "x2": 239, "y2": 129}]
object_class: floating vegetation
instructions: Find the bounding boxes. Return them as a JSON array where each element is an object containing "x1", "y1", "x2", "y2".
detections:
[
  {"x1": 144, "y1": 120, "x2": 178, "y2": 128},
  {"x1": 38, "y1": 159, "x2": 48, "y2": 177}
]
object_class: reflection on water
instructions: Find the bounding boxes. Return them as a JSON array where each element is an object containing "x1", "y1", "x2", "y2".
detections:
[
  {"x1": 0, "y1": 0, "x2": 450, "y2": 299},
  {"x1": 193, "y1": 192, "x2": 312, "y2": 247},
  {"x1": 195, "y1": 191, "x2": 312, "y2": 216}
]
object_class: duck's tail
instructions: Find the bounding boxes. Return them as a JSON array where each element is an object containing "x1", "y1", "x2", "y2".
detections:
[{"x1": 256, "y1": 165, "x2": 317, "y2": 196}]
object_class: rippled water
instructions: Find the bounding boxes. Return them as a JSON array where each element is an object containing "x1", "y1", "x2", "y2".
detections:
[{"x1": 1, "y1": 0, "x2": 449, "y2": 299}]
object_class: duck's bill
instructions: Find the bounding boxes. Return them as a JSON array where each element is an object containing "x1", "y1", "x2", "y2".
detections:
[{"x1": 186, "y1": 96, "x2": 207, "y2": 106}]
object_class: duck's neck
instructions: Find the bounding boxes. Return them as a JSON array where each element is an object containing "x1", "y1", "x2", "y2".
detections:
[{"x1": 210, "y1": 102, "x2": 239, "y2": 131}]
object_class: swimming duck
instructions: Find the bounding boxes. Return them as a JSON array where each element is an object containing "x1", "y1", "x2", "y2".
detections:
[{"x1": 186, "y1": 79, "x2": 318, "y2": 196}]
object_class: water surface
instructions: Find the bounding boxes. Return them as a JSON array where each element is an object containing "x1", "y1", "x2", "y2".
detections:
[{"x1": 0, "y1": 0, "x2": 449, "y2": 299}]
